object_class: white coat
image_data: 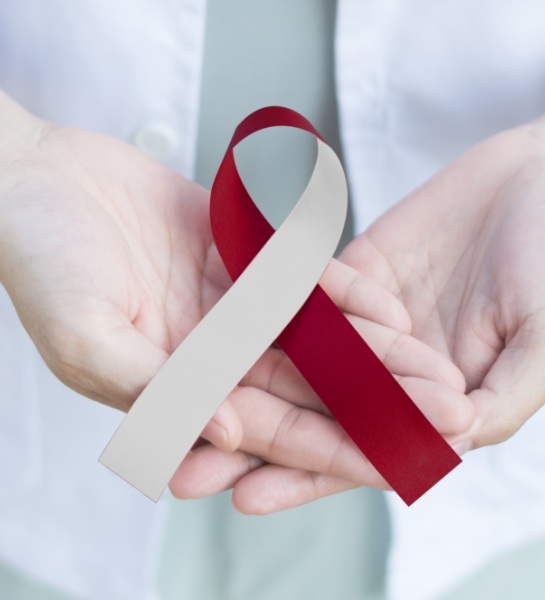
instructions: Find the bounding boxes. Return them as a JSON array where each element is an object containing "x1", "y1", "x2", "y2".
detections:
[{"x1": 1, "y1": 1, "x2": 545, "y2": 599}]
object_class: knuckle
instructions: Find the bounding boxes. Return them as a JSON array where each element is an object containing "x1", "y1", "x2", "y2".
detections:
[{"x1": 268, "y1": 406, "x2": 304, "y2": 457}]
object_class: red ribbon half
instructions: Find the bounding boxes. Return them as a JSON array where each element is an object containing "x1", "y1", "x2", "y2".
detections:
[{"x1": 211, "y1": 106, "x2": 461, "y2": 505}]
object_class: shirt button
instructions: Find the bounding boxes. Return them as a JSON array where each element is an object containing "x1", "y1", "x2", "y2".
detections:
[{"x1": 131, "y1": 122, "x2": 180, "y2": 160}]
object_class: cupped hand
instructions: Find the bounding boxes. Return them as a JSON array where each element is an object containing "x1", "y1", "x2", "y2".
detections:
[
  {"x1": 0, "y1": 106, "x2": 250, "y2": 449},
  {"x1": 339, "y1": 120, "x2": 545, "y2": 454}
]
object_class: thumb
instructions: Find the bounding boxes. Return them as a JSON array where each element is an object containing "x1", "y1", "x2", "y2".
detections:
[
  {"x1": 455, "y1": 314, "x2": 545, "y2": 451},
  {"x1": 320, "y1": 257, "x2": 411, "y2": 333},
  {"x1": 39, "y1": 315, "x2": 243, "y2": 453}
]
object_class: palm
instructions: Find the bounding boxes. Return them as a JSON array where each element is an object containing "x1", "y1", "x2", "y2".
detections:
[
  {"x1": 341, "y1": 124, "x2": 545, "y2": 449},
  {"x1": 0, "y1": 124, "x2": 229, "y2": 409}
]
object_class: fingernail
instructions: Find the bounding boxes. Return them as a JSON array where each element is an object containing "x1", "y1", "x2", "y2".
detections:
[{"x1": 451, "y1": 440, "x2": 472, "y2": 456}]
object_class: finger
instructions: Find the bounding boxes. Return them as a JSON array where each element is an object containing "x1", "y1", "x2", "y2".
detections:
[
  {"x1": 173, "y1": 383, "x2": 471, "y2": 504},
  {"x1": 453, "y1": 315, "x2": 545, "y2": 449},
  {"x1": 320, "y1": 258, "x2": 411, "y2": 332},
  {"x1": 240, "y1": 259, "x2": 416, "y2": 412},
  {"x1": 231, "y1": 379, "x2": 472, "y2": 483},
  {"x1": 398, "y1": 376, "x2": 474, "y2": 436},
  {"x1": 338, "y1": 234, "x2": 399, "y2": 294},
  {"x1": 200, "y1": 396, "x2": 244, "y2": 452},
  {"x1": 346, "y1": 315, "x2": 467, "y2": 392},
  {"x1": 169, "y1": 443, "x2": 369, "y2": 513},
  {"x1": 169, "y1": 445, "x2": 264, "y2": 499},
  {"x1": 232, "y1": 466, "x2": 376, "y2": 514},
  {"x1": 231, "y1": 386, "x2": 378, "y2": 484},
  {"x1": 243, "y1": 315, "x2": 467, "y2": 418},
  {"x1": 242, "y1": 348, "x2": 324, "y2": 411}
]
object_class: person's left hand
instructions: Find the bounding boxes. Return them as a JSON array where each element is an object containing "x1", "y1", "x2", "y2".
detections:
[{"x1": 338, "y1": 120, "x2": 545, "y2": 456}]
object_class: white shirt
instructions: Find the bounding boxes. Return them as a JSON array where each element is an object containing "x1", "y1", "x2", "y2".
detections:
[
  {"x1": 0, "y1": 2, "x2": 206, "y2": 599},
  {"x1": 336, "y1": 3, "x2": 545, "y2": 597},
  {"x1": 2, "y1": 1, "x2": 545, "y2": 599}
]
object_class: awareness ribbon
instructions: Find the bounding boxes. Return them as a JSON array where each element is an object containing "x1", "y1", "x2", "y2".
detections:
[{"x1": 100, "y1": 106, "x2": 461, "y2": 505}]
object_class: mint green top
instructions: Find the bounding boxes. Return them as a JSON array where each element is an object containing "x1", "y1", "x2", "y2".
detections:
[{"x1": 161, "y1": 3, "x2": 387, "y2": 599}]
